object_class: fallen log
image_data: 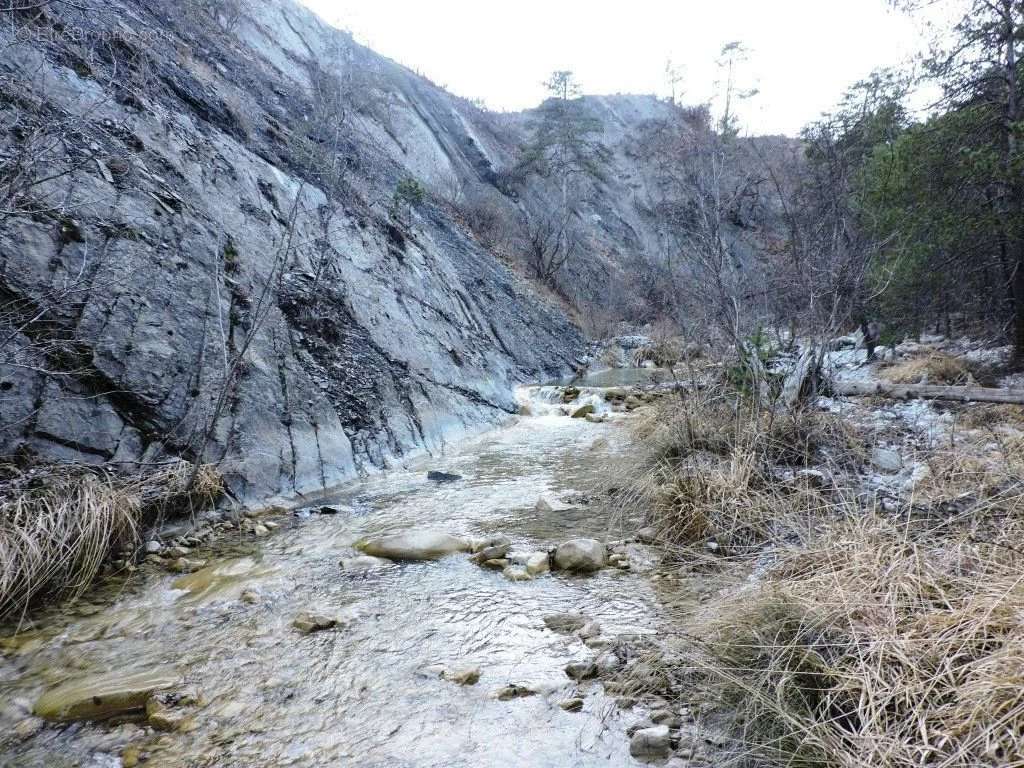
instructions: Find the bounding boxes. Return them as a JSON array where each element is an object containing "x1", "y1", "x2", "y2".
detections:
[{"x1": 833, "y1": 380, "x2": 1024, "y2": 405}]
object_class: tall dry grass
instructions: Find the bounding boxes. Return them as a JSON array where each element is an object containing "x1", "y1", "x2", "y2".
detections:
[
  {"x1": 0, "y1": 461, "x2": 222, "y2": 622},
  {"x1": 621, "y1": 376, "x2": 1024, "y2": 767},
  {"x1": 621, "y1": 385, "x2": 863, "y2": 556}
]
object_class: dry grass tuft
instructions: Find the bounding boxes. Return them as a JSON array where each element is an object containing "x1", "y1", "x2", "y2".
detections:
[
  {"x1": 0, "y1": 461, "x2": 222, "y2": 622},
  {"x1": 882, "y1": 352, "x2": 973, "y2": 385},
  {"x1": 692, "y1": 514, "x2": 1024, "y2": 767},
  {"x1": 622, "y1": 387, "x2": 862, "y2": 554}
]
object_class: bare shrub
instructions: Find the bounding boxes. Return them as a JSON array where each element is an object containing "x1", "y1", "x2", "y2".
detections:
[{"x1": 0, "y1": 461, "x2": 222, "y2": 622}]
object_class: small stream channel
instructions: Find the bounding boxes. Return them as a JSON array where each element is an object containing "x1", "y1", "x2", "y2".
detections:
[{"x1": 0, "y1": 382, "x2": 678, "y2": 768}]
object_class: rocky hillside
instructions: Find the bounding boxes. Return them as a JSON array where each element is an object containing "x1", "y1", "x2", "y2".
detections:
[
  {"x1": 0, "y1": 0, "x2": 584, "y2": 502},
  {"x1": 0, "y1": 0, "x2": 786, "y2": 502}
]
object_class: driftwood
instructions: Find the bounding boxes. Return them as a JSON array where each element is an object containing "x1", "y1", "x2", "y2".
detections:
[
  {"x1": 782, "y1": 346, "x2": 820, "y2": 408},
  {"x1": 833, "y1": 380, "x2": 1024, "y2": 405}
]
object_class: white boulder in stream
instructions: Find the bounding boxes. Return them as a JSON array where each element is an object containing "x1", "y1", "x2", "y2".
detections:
[
  {"x1": 355, "y1": 531, "x2": 471, "y2": 561},
  {"x1": 553, "y1": 539, "x2": 606, "y2": 572}
]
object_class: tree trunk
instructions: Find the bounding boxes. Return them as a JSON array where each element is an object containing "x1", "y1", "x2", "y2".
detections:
[{"x1": 833, "y1": 380, "x2": 1024, "y2": 405}]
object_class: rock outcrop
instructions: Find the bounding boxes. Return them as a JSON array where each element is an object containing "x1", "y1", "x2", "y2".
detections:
[{"x1": 0, "y1": 0, "x2": 580, "y2": 501}]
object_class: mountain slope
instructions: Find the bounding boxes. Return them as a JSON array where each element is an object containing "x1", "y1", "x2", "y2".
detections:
[{"x1": 0, "y1": 0, "x2": 580, "y2": 501}]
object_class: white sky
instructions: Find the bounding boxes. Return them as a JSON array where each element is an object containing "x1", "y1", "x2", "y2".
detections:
[{"x1": 299, "y1": 0, "x2": 934, "y2": 136}]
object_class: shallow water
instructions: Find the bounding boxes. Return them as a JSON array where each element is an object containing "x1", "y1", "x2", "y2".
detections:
[{"x1": 0, "y1": 388, "x2": 663, "y2": 767}]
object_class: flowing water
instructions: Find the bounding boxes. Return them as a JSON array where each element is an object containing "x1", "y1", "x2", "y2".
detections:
[{"x1": 0, "y1": 387, "x2": 668, "y2": 768}]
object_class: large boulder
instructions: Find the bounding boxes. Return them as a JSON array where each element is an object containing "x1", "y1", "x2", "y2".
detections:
[
  {"x1": 34, "y1": 670, "x2": 179, "y2": 721},
  {"x1": 553, "y1": 539, "x2": 606, "y2": 572},
  {"x1": 356, "y1": 531, "x2": 470, "y2": 561}
]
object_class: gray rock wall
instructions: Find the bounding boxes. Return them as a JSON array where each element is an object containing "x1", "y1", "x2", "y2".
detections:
[{"x1": 0, "y1": 0, "x2": 580, "y2": 502}]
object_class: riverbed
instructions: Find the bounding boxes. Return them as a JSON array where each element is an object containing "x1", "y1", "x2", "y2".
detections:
[{"x1": 0, "y1": 387, "x2": 675, "y2": 767}]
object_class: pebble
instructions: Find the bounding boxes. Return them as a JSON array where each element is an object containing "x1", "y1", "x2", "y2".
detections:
[
  {"x1": 444, "y1": 666, "x2": 481, "y2": 686},
  {"x1": 559, "y1": 697, "x2": 584, "y2": 712},
  {"x1": 495, "y1": 684, "x2": 537, "y2": 701},
  {"x1": 564, "y1": 660, "x2": 597, "y2": 681}
]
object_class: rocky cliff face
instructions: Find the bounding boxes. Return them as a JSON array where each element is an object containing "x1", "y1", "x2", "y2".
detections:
[{"x1": 0, "y1": 0, "x2": 581, "y2": 501}]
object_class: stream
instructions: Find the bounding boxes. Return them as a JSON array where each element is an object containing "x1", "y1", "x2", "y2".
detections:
[{"x1": 0, "y1": 384, "x2": 673, "y2": 768}]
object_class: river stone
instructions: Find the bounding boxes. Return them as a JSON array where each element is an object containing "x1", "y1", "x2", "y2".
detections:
[
  {"x1": 482, "y1": 558, "x2": 509, "y2": 569},
  {"x1": 426, "y1": 470, "x2": 462, "y2": 483},
  {"x1": 871, "y1": 447, "x2": 903, "y2": 472},
  {"x1": 544, "y1": 613, "x2": 588, "y2": 633},
  {"x1": 578, "y1": 621, "x2": 602, "y2": 640},
  {"x1": 630, "y1": 725, "x2": 671, "y2": 758},
  {"x1": 571, "y1": 404, "x2": 595, "y2": 418},
  {"x1": 340, "y1": 555, "x2": 393, "y2": 572},
  {"x1": 635, "y1": 527, "x2": 658, "y2": 544},
  {"x1": 553, "y1": 539, "x2": 606, "y2": 572},
  {"x1": 292, "y1": 612, "x2": 338, "y2": 633},
  {"x1": 470, "y1": 536, "x2": 512, "y2": 563},
  {"x1": 495, "y1": 683, "x2": 537, "y2": 701},
  {"x1": 525, "y1": 552, "x2": 550, "y2": 576},
  {"x1": 559, "y1": 697, "x2": 584, "y2": 712},
  {"x1": 355, "y1": 531, "x2": 470, "y2": 561},
  {"x1": 34, "y1": 670, "x2": 179, "y2": 721},
  {"x1": 502, "y1": 565, "x2": 532, "y2": 582},
  {"x1": 444, "y1": 666, "x2": 481, "y2": 686},
  {"x1": 565, "y1": 660, "x2": 597, "y2": 681}
]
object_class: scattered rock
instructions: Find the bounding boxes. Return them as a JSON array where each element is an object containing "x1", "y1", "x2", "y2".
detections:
[
  {"x1": 495, "y1": 684, "x2": 537, "y2": 701},
  {"x1": 145, "y1": 540, "x2": 162, "y2": 554},
  {"x1": 443, "y1": 666, "x2": 481, "y2": 686},
  {"x1": 239, "y1": 589, "x2": 260, "y2": 604},
  {"x1": 553, "y1": 539, "x2": 606, "y2": 572},
  {"x1": 584, "y1": 413, "x2": 604, "y2": 423},
  {"x1": 559, "y1": 697, "x2": 584, "y2": 712},
  {"x1": 544, "y1": 613, "x2": 588, "y2": 633},
  {"x1": 426, "y1": 470, "x2": 461, "y2": 483},
  {"x1": 577, "y1": 621, "x2": 602, "y2": 640},
  {"x1": 635, "y1": 527, "x2": 658, "y2": 544},
  {"x1": 534, "y1": 495, "x2": 572, "y2": 513},
  {"x1": 356, "y1": 531, "x2": 470, "y2": 561},
  {"x1": 525, "y1": 551, "x2": 550, "y2": 576},
  {"x1": 471, "y1": 536, "x2": 512, "y2": 563},
  {"x1": 594, "y1": 650, "x2": 621, "y2": 675},
  {"x1": 252, "y1": 523, "x2": 270, "y2": 537},
  {"x1": 871, "y1": 447, "x2": 903, "y2": 472},
  {"x1": 12, "y1": 717, "x2": 42, "y2": 740},
  {"x1": 121, "y1": 745, "x2": 141, "y2": 767},
  {"x1": 33, "y1": 670, "x2": 179, "y2": 721},
  {"x1": 481, "y1": 558, "x2": 508, "y2": 569},
  {"x1": 565, "y1": 660, "x2": 597, "y2": 681},
  {"x1": 630, "y1": 725, "x2": 671, "y2": 758},
  {"x1": 292, "y1": 612, "x2": 338, "y2": 633},
  {"x1": 571, "y1": 404, "x2": 595, "y2": 419},
  {"x1": 502, "y1": 565, "x2": 532, "y2": 582},
  {"x1": 650, "y1": 709, "x2": 682, "y2": 728},
  {"x1": 168, "y1": 557, "x2": 206, "y2": 574}
]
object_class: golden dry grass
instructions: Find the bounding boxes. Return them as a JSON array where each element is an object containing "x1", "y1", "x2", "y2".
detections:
[
  {"x1": 692, "y1": 514, "x2": 1024, "y2": 767},
  {"x1": 622, "y1": 387, "x2": 863, "y2": 555},
  {"x1": 0, "y1": 461, "x2": 222, "y2": 622},
  {"x1": 622, "y1": 374, "x2": 1024, "y2": 766},
  {"x1": 881, "y1": 352, "x2": 973, "y2": 385}
]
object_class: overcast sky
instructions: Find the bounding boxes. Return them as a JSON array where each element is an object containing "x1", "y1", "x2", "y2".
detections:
[{"x1": 298, "y1": 0, "x2": 933, "y2": 136}]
